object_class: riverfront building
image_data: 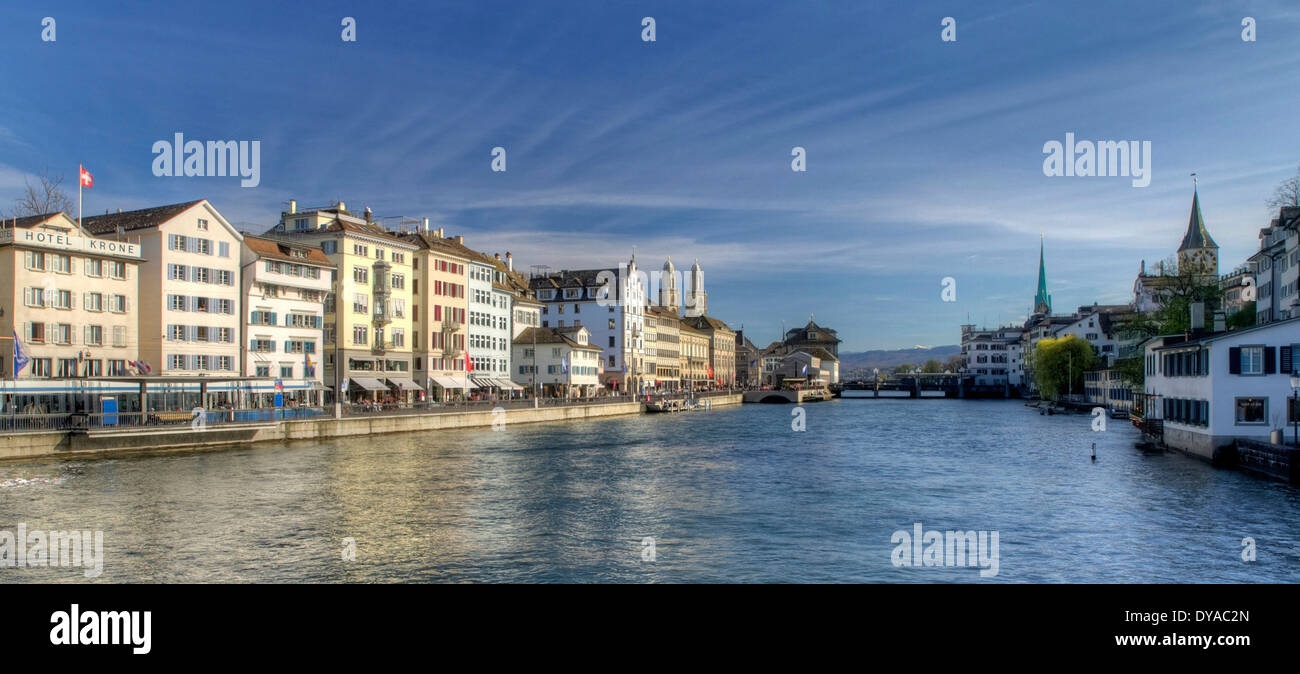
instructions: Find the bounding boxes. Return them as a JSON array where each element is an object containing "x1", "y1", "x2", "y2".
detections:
[
  {"x1": 238, "y1": 235, "x2": 332, "y2": 395},
  {"x1": 1142, "y1": 316, "x2": 1300, "y2": 460},
  {"x1": 960, "y1": 324, "x2": 1025, "y2": 390},
  {"x1": 648, "y1": 306, "x2": 681, "y2": 391},
  {"x1": 399, "y1": 227, "x2": 471, "y2": 400},
  {"x1": 531, "y1": 254, "x2": 648, "y2": 393},
  {"x1": 511, "y1": 326, "x2": 603, "y2": 398},
  {"x1": 1248, "y1": 206, "x2": 1298, "y2": 325},
  {"x1": 268, "y1": 201, "x2": 420, "y2": 402},
  {"x1": 83, "y1": 200, "x2": 243, "y2": 376},
  {"x1": 679, "y1": 322, "x2": 710, "y2": 390},
  {"x1": 682, "y1": 315, "x2": 738, "y2": 387},
  {"x1": 462, "y1": 247, "x2": 516, "y2": 392},
  {"x1": 1, "y1": 212, "x2": 143, "y2": 379}
]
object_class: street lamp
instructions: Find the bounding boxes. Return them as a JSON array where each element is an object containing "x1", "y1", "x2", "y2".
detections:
[{"x1": 1290, "y1": 373, "x2": 1299, "y2": 447}]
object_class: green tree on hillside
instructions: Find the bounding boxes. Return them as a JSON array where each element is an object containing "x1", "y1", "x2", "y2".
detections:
[{"x1": 920, "y1": 359, "x2": 943, "y2": 373}]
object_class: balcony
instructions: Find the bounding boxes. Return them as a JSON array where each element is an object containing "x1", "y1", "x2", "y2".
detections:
[{"x1": 440, "y1": 319, "x2": 462, "y2": 332}]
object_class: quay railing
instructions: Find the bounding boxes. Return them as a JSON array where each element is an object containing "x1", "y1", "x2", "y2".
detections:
[{"x1": 0, "y1": 391, "x2": 745, "y2": 432}]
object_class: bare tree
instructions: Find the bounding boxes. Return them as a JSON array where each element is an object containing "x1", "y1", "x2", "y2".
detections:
[
  {"x1": 1266, "y1": 164, "x2": 1300, "y2": 210},
  {"x1": 7, "y1": 169, "x2": 77, "y2": 219}
]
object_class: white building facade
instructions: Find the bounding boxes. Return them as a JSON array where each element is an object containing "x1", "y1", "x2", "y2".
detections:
[
  {"x1": 239, "y1": 236, "x2": 332, "y2": 393},
  {"x1": 1144, "y1": 317, "x2": 1300, "y2": 461}
]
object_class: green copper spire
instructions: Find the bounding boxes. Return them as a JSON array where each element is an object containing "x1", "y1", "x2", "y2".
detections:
[{"x1": 1034, "y1": 235, "x2": 1051, "y2": 315}]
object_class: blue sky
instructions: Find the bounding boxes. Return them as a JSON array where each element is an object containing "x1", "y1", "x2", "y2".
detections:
[{"x1": 2, "y1": 1, "x2": 1298, "y2": 351}]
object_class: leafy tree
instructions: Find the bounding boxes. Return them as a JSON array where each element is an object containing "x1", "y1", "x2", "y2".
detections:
[
  {"x1": 1029, "y1": 335, "x2": 1096, "y2": 400},
  {"x1": 920, "y1": 359, "x2": 943, "y2": 373},
  {"x1": 943, "y1": 355, "x2": 964, "y2": 372},
  {"x1": 892, "y1": 364, "x2": 913, "y2": 374},
  {"x1": 1226, "y1": 301, "x2": 1256, "y2": 330}
]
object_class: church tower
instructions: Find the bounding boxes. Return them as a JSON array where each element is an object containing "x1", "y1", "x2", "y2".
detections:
[
  {"x1": 1177, "y1": 184, "x2": 1219, "y2": 276},
  {"x1": 660, "y1": 256, "x2": 679, "y2": 311},
  {"x1": 1033, "y1": 236, "x2": 1052, "y2": 315},
  {"x1": 685, "y1": 258, "x2": 707, "y2": 316}
]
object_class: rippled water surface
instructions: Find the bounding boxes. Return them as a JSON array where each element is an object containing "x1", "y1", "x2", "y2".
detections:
[{"x1": 3, "y1": 400, "x2": 1299, "y2": 582}]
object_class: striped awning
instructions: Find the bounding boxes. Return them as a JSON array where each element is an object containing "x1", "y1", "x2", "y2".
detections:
[
  {"x1": 387, "y1": 378, "x2": 424, "y2": 392},
  {"x1": 348, "y1": 377, "x2": 387, "y2": 392}
]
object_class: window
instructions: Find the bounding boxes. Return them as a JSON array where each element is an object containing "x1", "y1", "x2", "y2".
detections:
[
  {"x1": 197, "y1": 218, "x2": 209, "y2": 231},
  {"x1": 391, "y1": 273, "x2": 405, "y2": 290},
  {"x1": 26, "y1": 322, "x2": 46, "y2": 343},
  {"x1": 85, "y1": 325, "x2": 103, "y2": 346},
  {"x1": 50, "y1": 254, "x2": 71, "y2": 274},
  {"x1": 1235, "y1": 397, "x2": 1267, "y2": 425},
  {"x1": 85, "y1": 259, "x2": 103, "y2": 277},
  {"x1": 353, "y1": 294, "x2": 369, "y2": 314},
  {"x1": 108, "y1": 261, "x2": 127, "y2": 279},
  {"x1": 84, "y1": 293, "x2": 103, "y2": 312},
  {"x1": 353, "y1": 244, "x2": 368, "y2": 257},
  {"x1": 1240, "y1": 347, "x2": 1264, "y2": 375},
  {"x1": 353, "y1": 266, "x2": 368, "y2": 284},
  {"x1": 110, "y1": 294, "x2": 128, "y2": 313},
  {"x1": 24, "y1": 250, "x2": 45, "y2": 271},
  {"x1": 32, "y1": 358, "x2": 51, "y2": 377},
  {"x1": 280, "y1": 366, "x2": 294, "y2": 378},
  {"x1": 56, "y1": 358, "x2": 78, "y2": 378},
  {"x1": 113, "y1": 326, "x2": 127, "y2": 347},
  {"x1": 353, "y1": 326, "x2": 368, "y2": 345}
]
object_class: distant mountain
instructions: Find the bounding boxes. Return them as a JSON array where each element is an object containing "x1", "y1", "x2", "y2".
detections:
[{"x1": 837, "y1": 345, "x2": 961, "y2": 372}]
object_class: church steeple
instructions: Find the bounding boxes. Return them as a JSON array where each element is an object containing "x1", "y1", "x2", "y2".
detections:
[
  {"x1": 1033, "y1": 235, "x2": 1051, "y2": 315},
  {"x1": 1177, "y1": 180, "x2": 1219, "y2": 275}
]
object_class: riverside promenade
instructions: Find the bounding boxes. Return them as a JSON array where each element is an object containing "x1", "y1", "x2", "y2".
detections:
[{"x1": 0, "y1": 392, "x2": 743, "y2": 462}]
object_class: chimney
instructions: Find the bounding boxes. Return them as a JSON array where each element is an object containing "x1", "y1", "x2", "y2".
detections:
[
  {"x1": 364, "y1": 206, "x2": 372, "y2": 223},
  {"x1": 338, "y1": 201, "x2": 347, "y2": 213},
  {"x1": 454, "y1": 235, "x2": 463, "y2": 244},
  {"x1": 506, "y1": 252, "x2": 513, "y2": 271},
  {"x1": 422, "y1": 217, "x2": 430, "y2": 233},
  {"x1": 289, "y1": 199, "x2": 297, "y2": 214},
  {"x1": 1189, "y1": 301, "x2": 1205, "y2": 331},
  {"x1": 494, "y1": 252, "x2": 501, "y2": 260},
  {"x1": 1213, "y1": 310, "x2": 1226, "y2": 333},
  {"x1": 436, "y1": 227, "x2": 444, "y2": 238}
]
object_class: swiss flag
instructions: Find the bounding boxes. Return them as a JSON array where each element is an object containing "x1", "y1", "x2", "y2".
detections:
[
  {"x1": 466, "y1": 358, "x2": 474, "y2": 372},
  {"x1": 79, "y1": 164, "x2": 94, "y2": 189}
]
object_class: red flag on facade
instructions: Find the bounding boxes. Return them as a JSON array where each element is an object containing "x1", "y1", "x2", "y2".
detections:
[
  {"x1": 79, "y1": 165, "x2": 94, "y2": 188},
  {"x1": 466, "y1": 358, "x2": 474, "y2": 372}
]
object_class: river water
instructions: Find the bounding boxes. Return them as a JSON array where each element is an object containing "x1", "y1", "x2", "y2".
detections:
[{"x1": 2, "y1": 399, "x2": 1298, "y2": 583}]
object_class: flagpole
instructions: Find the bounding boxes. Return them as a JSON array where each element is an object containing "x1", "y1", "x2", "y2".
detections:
[{"x1": 78, "y1": 164, "x2": 82, "y2": 227}]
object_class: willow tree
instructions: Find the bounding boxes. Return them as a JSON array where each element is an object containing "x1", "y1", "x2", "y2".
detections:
[{"x1": 1029, "y1": 335, "x2": 1096, "y2": 400}]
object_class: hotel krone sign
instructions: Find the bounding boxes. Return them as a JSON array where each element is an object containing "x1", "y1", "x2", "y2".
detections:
[{"x1": 0, "y1": 228, "x2": 141, "y2": 259}]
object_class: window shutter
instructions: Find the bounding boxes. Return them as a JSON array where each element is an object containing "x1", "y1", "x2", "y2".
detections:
[
  {"x1": 1229, "y1": 347, "x2": 1241, "y2": 374},
  {"x1": 1265, "y1": 346, "x2": 1276, "y2": 375},
  {"x1": 1282, "y1": 346, "x2": 1294, "y2": 376}
]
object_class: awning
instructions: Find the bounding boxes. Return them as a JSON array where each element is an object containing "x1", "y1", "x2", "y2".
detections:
[
  {"x1": 349, "y1": 377, "x2": 387, "y2": 392},
  {"x1": 387, "y1": 378, "x2": 424, "y2": 392},
  {"x1": 470, "y1": 376, "x2": 495, "y2": 389},
  {"x1": 443, "y1": 374, "x2": 471, "y2": 389},
  {"x1": 430, "y1": 375, "x2": 457, "y2": 389},
  {"x1": 496, "y1": 379, "x2": 524, "y2": 390}
]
